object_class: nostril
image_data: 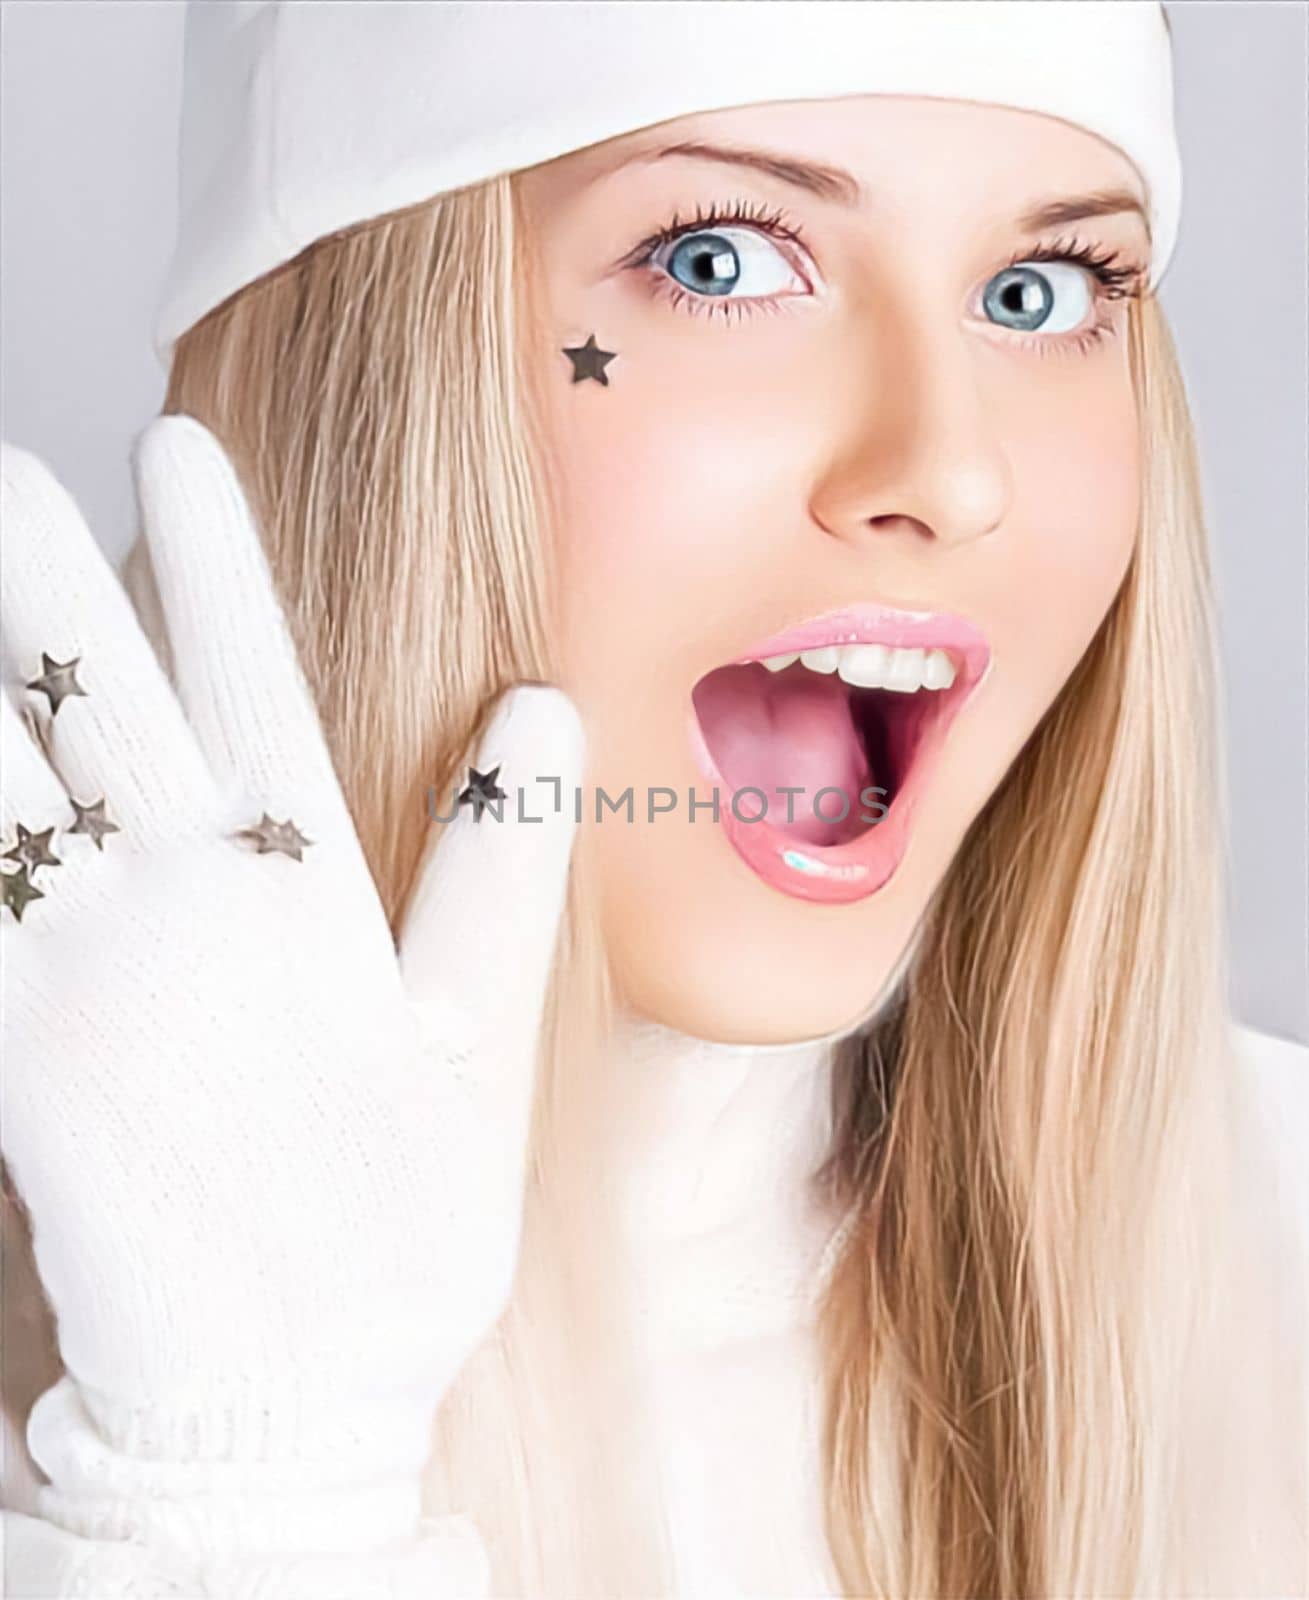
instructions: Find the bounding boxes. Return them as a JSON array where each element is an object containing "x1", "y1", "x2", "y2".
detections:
[{"x1": 865, "y1": 513, "x2": 935, "y2": 540}]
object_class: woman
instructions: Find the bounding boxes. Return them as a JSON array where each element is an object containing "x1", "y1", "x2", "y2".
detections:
[{"x1": 2, "y1": 1, "x2": 1305, "y2": 1595}]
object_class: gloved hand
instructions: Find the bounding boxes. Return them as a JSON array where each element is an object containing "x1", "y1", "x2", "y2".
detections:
[{"x1": 0, "y1": 416, "x2": 584, "y2": 1596}]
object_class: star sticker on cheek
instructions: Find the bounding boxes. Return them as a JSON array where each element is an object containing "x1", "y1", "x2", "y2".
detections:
[
  {"x1": 458, "y1": 765, "x2": 508, "y2": 822},
  {"x1": 561, "y1": 333, "x2": 618, "y2": 386}
]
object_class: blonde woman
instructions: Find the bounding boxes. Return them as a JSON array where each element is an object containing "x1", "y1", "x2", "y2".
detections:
[{"x1": 2, "y1": 2, "x2": 1305, "y2": 1596}]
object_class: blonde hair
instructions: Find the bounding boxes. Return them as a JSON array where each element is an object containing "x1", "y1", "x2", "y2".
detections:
[{"x1": 130, "y1": 168, "x2": 1300, "y2": 1596}]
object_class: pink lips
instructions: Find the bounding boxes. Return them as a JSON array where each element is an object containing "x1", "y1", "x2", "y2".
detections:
[
  {"x1": 690, "y1": 602, "x2": 992, "y2": 906},
  {"x1": 736, "y1": 603, "x2": 992, "y2": 680}
]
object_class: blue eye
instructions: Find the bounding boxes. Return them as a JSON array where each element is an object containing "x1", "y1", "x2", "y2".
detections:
[
  {"x1": 628, "y1": 202, "x2": 1144, "y2": 347},
  {"x1": 982, "y1": 260, "x2": 1094, "y2": 335},
  {"x1": 654, "y1": 226, "x2": 806, "y2": 301}
]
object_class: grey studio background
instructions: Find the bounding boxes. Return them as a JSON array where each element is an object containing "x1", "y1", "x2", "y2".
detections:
[{"x1": 1, "y1": 1, "x2": 1306, "y2": 1043}]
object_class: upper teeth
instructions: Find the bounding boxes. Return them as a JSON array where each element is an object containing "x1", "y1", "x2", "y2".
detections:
[{"x1": 759, "y1": 644, "x2": 957, "y2": 693}]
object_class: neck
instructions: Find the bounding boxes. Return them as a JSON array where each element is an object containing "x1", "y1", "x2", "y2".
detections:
[{"x1": 604, "y1": 1007, "x2": 860, "y2": 1357}]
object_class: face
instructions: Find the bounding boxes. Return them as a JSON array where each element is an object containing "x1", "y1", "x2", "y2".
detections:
[{"x1": 517, "y1": 96, "x2": 1147, "y2": 1044}]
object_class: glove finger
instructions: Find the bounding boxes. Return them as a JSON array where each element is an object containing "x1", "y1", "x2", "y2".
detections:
[
  {"x1": 0, "y1": 687, "x2": 74, "y2": 926},
  {"x1": 1, "y1": 442, "x2": 214, "y2": 842},
  {"x1": 132, "y1": 415, "x2": 369, "y2": 863},
  {"x1": 1, "y1": 685, "x2": 69, "y2": 829},
  {"x1": 398, "y1": 683, "x2": 585, "y2": 1074}
]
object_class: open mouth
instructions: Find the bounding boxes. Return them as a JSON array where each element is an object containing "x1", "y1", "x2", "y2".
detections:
[{"x1": 688, "y1": 609, "x2": 990, "y2": 904}]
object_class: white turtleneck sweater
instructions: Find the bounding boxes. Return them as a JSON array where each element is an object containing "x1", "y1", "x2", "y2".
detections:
[
  {"x1": 2, "y1": 1016, "x2": 1305, "y2": 1596},
  {"x1": 608, "y1": 1014, "x2": 851, "y2": 1599}
]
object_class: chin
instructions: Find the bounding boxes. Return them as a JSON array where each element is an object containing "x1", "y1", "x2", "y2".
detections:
[{"x1": 605, "y1": 900, "x2": 906, "y2": 1047}]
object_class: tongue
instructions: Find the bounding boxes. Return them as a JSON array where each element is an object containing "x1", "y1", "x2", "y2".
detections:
[{"x1": 694, "y1": 665, "x2": 871, "y2": 845}]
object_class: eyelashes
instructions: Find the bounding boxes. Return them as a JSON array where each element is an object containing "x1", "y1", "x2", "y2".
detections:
[
  {"x1": 1004, "y1": 233, "x2": 1146, "y2": 300},
  {"x1": 624, "y1": 197, "x2": 1148, "y2": 355},
  {"x1": 995, "y1": 232, "x2": 1146, "y2": 359},
  {"x1": 621, "y1": 198, "x2": 810, "y2": 328},
  {"x1": 621, "y1": 197, "x2": 808, "y2": 267}
]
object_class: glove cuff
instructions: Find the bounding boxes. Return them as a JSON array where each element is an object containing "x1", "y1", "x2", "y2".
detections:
[{"x1": 27, "y1": 1373, "x2": 445, "y2": 1556}]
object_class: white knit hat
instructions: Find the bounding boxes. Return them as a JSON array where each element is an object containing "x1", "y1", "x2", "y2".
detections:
[{"x1": 154, "y1": 0, "x2": 1180, "y2": 364}]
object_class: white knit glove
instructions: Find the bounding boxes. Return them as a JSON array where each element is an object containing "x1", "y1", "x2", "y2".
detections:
[{"x1": 0, "y1": 417, "x2": 585, "y2": 1597}]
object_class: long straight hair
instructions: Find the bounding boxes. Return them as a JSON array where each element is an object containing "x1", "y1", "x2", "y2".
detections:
[{"x1": 136, "y1": 168, "x2": 1299, "y2": 1596}]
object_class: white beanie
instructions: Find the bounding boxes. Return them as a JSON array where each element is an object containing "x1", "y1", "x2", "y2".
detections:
[{"x1": 154, "y1": 0, "x2": 1180, "y2": 365}]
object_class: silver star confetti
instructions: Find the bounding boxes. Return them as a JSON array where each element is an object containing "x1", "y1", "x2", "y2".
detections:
[
  {"x1": 235, "y1": 812, "x2": 314, "y2": 861},
  {"x1": 68, "y1": 796, "x2": 121, "y2": 851},
  {"x1": 457, "y1": 765, "x2": 507, "y2": 822},
  {"x1": 2, "y1": 865, "x2": 44, "y2": 922},
  {"x1": 25, "y1": 652, "x2": 89, "y2": 716},
  {"x1": 2, "y1": 823, "x2": 61, "y2": 874},
  {"x1": 561, "y1": 333, "x2": 617, "y2": 386}
]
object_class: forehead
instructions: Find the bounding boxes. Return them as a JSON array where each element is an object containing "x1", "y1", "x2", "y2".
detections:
[{"x1": 523, "y1": 94, "x2": 1147, "y2": 233}]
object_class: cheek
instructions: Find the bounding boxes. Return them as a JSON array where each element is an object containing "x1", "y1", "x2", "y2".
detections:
[
  {"x1": 991, "y1": 381, "x2": 1140, "y2": 709},
  {"x1": 549, "y1": 353, "x2": 792, "y2": 693},
  {"x1": 906, "y1": 374, "x2": 1141, "y2": 866}
]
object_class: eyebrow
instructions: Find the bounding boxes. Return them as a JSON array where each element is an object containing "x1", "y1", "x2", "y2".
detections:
[
  {"x1": 623, "y1": 139, "x2": 1150, "y2": 238},
  {"x1": 636, "y1": 139, "x2": 865, "y2": 206}
]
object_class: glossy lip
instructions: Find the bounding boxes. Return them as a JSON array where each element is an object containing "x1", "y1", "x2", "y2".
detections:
[
  {"x1": 736, "y1": 603, "x2": 992, "y2": 682},
  {"x1": 689, "y1": 602, "x2": 993, "y2": 906}
]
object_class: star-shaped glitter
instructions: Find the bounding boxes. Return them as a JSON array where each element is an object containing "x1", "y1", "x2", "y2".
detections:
[
  {"x1": 235, "y1": 812, "x2": 314, "y2": 861},
  {"x1": 1, "y1": 822, "x2": 61, "y2": 874},
  {"x1": 1, "y1": 865, "x2": 45, "y2": 923},
  {"x1": 457, "y1": 764, "x2": 508, "y2": 821},
  {"x1": 561, "y1": 333, "x2": 617, "y2": 386},
  {"x1": 25, "y1": 652, "x2": 89, "y2": 716},
  {"x1": 67, "y1": 796, "x2": 121, "y2": 851}
]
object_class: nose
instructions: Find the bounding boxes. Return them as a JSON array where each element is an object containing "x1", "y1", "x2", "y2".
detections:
[{"x1": 809, "y1": 302, "x2": 1013, "y2": 551}]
